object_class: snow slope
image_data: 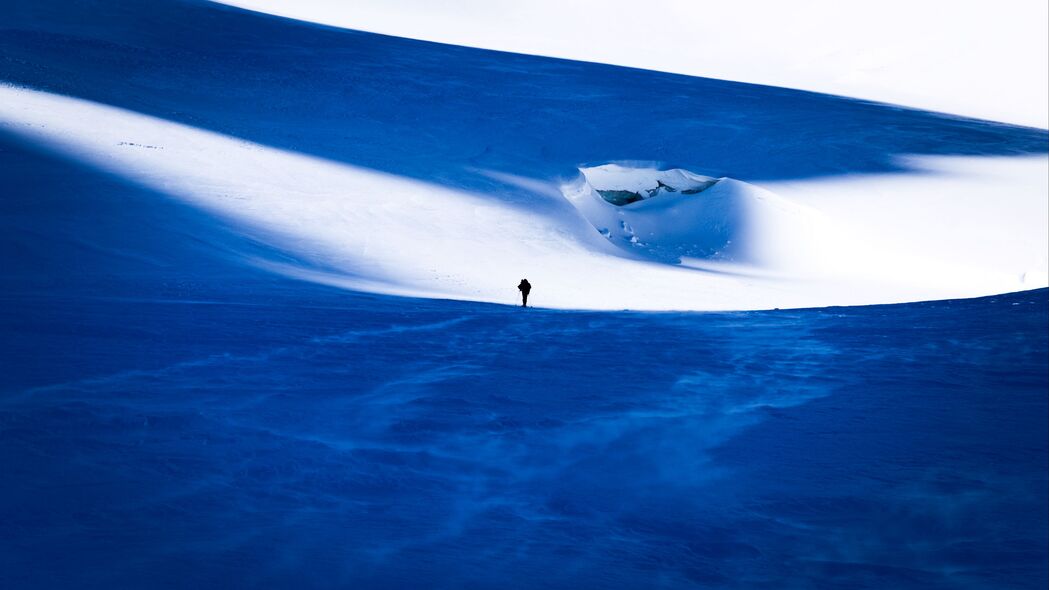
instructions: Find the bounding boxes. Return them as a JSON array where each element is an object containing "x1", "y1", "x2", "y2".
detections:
[
  {"x1": 1, "y1": 5, "x2": 1047, "y2": 586},
  {"x1": 2, "y1": 281, "x2": 1046, "y2": 589},
  {"x1": 213, "y1": 0, "x2": 1049, "y2": 128},
  {"x1": 1, "y1": 0, "x2": 1046, "y2": 310}
]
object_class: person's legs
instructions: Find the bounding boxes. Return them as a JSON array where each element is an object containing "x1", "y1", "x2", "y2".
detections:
[{"x1": 522, "y1": 292, "x2": 528, "y2": 307}]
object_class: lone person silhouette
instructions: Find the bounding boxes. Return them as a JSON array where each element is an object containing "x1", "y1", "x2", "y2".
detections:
[{"x1": 518, "y1": 279, "x2": 532, "y2": 307}]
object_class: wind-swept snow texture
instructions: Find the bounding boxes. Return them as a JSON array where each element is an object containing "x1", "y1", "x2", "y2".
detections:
[
  {"x1": 1, "y1": 0, "x2": 1047, "y2": 310},
  {"x1": 1, "y1": 275, "x2": 1047, "y2": 588}
]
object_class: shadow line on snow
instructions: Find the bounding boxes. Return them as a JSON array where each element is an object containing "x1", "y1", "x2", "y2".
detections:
[{"x1": 0, "y1": 0, "x2": 1045, "y2": 203}]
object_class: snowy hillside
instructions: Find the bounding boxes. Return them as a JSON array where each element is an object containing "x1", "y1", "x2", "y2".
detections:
[
  {"x1": 215, "y1": 0, "x2": 1049, "y2": 128},
  {"x1": 1, "y1": 0, "x2": 1046, "y2": 312}
]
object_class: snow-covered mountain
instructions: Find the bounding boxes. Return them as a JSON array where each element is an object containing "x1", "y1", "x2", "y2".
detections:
[{"x1": 1, "y1": 0, "x2": 1046, "y2": 310}]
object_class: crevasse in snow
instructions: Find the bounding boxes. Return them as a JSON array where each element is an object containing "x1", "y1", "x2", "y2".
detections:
[{"x1": 564, "y1": 164, "x2": 837, "y2": 270}]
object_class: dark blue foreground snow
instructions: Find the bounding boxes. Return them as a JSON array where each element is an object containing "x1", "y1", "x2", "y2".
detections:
[{"x1": 2, "y1": 279, "x2": 1046, "y2": 589}]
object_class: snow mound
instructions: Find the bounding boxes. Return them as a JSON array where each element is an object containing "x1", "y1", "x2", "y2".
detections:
[{"x1": 563, "y1": 164, "x2": 836, "y2": 271}]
